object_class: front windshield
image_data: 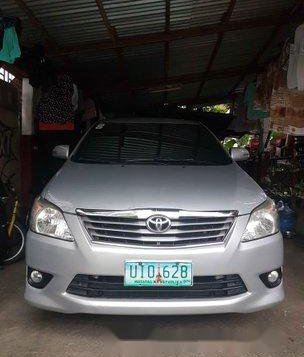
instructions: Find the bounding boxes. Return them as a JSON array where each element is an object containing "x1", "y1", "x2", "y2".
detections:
[{"x1": 72, "y1": 122, "x2": 232, "y2": 166}]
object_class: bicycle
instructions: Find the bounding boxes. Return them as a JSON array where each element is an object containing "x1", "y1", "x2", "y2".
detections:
[{"x1": 0, "y1": 177, "x2": 26, "y2": 265}]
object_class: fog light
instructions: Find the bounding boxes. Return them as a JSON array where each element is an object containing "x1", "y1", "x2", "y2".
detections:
[
  {"x1": 27, "y1": 267, "x2": 53, "y2": 289},
  {"x1": 267, "y1": 270, "x2": 279, "y2": 284},
  {"x1": 30, "y1": 270, "x2": 43, "y2": 283},
  {"x1": 259, "y1": 268, "x2": 282, "y2": 288}
]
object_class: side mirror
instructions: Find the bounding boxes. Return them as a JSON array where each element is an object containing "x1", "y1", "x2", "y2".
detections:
[
  {"x1": 230, "y1": 147, "x2": 250, "y2": 162},
  {"x1": 52, "y1": 145, "x2": 69, "y2": 160}
]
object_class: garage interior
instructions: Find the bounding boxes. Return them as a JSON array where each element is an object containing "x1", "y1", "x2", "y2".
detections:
[{"x1": 0, "y1": 0, "x2": 304, "y2": 356}]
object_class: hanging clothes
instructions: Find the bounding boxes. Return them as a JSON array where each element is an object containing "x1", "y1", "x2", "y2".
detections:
[
  {"x1": 287, "y1": 23, "x2": 304, "y2": 90},
  {"x1": 0, "y1": 18, "x2": 21, "y2": 64},
  {"x1": 296, "y1": 24, "x2": 304, "y2": 91},
  {"x1": 287, "y1": 43, "x2": 297, "y2": 89},
  {"x1": 36, "y1": 74, "x2": 75, "y2": 131}
]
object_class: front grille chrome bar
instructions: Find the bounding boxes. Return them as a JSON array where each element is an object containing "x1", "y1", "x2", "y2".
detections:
[
  {"x1": 77, "y1": 208, "x2": 237, "y2": 247},
  {"x1": 76, "y1": 209, "x2": 236, "y2": 219}
]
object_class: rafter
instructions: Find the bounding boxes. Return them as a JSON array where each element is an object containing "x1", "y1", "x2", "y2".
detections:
[
  {"x1": 97, "y1": 64, "x2": 265, "y2": 94},
  {"x1": 58, "y1": 13, "x2": 301, "y2": 56},
  {"x1": 95, "y1": 0, "x2": 127, "y2": 80},
  {"x1": 195, "y1": 0, "x2": 236, "y2": 98}
]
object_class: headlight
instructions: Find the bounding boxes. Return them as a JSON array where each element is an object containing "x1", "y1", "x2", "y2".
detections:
[
  {"x1": 242, "y1": 198, "x2": 279, "y2": 242},
  {"x1": 30, "y1": 197, "x2": 74, "y2": 241}
]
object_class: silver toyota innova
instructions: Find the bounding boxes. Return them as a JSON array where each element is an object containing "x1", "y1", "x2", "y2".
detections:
[{"x1": 25, "y1": 118, "x2": 284, "y2": 314}]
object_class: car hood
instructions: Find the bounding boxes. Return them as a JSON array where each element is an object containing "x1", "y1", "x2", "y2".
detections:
[{"x1": 43, "y1": 161, "x2": 266, "y2": 215}]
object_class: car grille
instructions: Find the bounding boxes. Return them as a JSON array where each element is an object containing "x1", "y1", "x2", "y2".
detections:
[
  {"x1": 67, "y1": 274, "x2": 247, "y2": 299},
  {"x1": 77, "y1": 209, "x2": 237, "y2": 247}
]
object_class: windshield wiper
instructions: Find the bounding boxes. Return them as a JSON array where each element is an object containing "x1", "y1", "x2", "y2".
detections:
[
  {"x1": 121, "y1": 159, "x2": 168, "y2": 165},
  {"x1": 74, "y1": 158, "x2": 124, "y2": 164},
  {"x1": 123, "y1": 158, "x2": 214, "y2": 165},
  {"x1": 171, "y1": 158, "x2": 215, "y2": 165},
  {"x1": 74, "y1": 157, "x2": 215, "y2": 165}
]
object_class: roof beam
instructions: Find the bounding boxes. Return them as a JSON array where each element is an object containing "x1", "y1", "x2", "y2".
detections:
[
  {"x1": 94, "y1": 0, "x2": 127, "y2": 80},
  {"x1": 99, "y1": 64, "x2": 264, "y2": 94},
  {"x1": 230, "y1": 1, "x2": 304, "y2": 94},
  {"x1": 58, "y1": 13, "x2": 302, "y2": 56},
  {"x1": 195, "y1": 0, "x2": 236, "y2": 98}
]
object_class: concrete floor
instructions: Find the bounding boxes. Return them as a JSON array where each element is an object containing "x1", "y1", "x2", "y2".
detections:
[{"x1": 0, "y1": 240, "x2": 303, "y2": 357}]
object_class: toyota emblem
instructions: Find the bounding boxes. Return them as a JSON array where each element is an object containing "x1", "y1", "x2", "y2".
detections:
[{"x1": 146, "y1": 215, "x2": 171, "y2": 233}]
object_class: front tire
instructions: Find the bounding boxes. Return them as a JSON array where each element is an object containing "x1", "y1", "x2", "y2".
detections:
[{"x1": 3, "y1": 222, "x2": 26, "y2": 264}]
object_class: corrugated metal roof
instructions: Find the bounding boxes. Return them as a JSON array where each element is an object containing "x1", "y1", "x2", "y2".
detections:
[
  {"x1": 170, "y1": 0, "x2": 231, "y2": 30},
  {"x1": 212, "y1": 26, "x2": 275, "y2": 71},
  {"x1": 1, "y1": 0, "x2": 41, "y2": 44},
  {"x1": 30, "y1": 0, "x2": 111, "y2": 45},
  {"x1": 189, "y1": 0, "x2": 231, "y2": 27},
  {"x1": 170, "y1": 34, "x2": 218, "y2": 76},
  {"x1": 1, "y1": 0, "x2": 26, "y2": 20},
  {"x1": 1, "y1": 0, "x2": 300, "y2": 108},
  {"x1": 231, "y1": 0, "x2": 295, "y2": 21},
  {"x1": 103, "y1": 0, "x2": 166, "y2": 36},
  {"x1": 124, "y1": 42, "x2": 164, "y2": 81}
]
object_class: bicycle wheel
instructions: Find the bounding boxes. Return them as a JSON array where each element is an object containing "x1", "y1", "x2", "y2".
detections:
[{"x1": 3, "y1": 222, "x2": 26, "y2": 264}]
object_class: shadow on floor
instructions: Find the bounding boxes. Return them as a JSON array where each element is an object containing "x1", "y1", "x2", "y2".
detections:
[{"x1": 27, "y1": 308, "x2": 269, "y2": 342}]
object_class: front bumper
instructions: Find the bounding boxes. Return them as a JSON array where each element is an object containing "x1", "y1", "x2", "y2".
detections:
[{"x1": 25, "y1": 213, "x2": 284, "y2": 314}]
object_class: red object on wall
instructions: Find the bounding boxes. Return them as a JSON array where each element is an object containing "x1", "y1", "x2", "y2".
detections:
[{"x1": 38, "y1": 122, "x2": 74, "y2": 131}]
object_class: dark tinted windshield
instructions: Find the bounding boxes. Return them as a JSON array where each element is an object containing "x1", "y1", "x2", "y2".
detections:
[{"x1": 72, "y1": 122, "x2": 231, "y2": 165}]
